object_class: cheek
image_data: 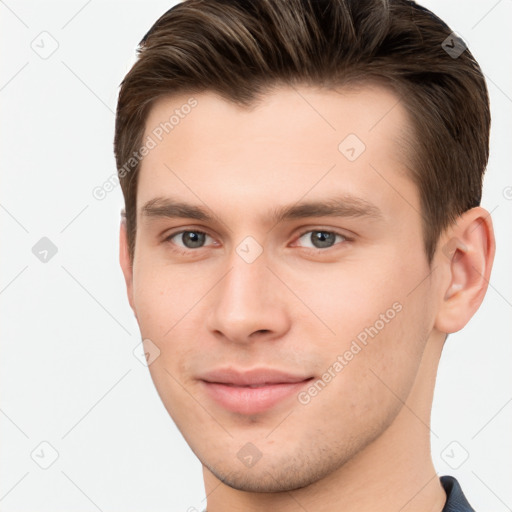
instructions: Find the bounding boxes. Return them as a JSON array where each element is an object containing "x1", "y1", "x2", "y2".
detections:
[
  {"x1": 131, "y1": 262, "x2": 201, "y2": 415},
  {"x1": 302, "y1": 253, "x2": 431, "y2": 393},
  {"x1": 283, "y1": 255, "x2": 411, "y2": 342},
  {"x1": 299, "y1": 302, "x2": 428, "y2": 444},
  {"x1": 131, "y1": 259, "x2": 205, "y2": 337}
]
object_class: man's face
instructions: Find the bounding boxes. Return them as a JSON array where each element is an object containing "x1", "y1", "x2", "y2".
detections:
[{"x1": 123, "y1": 85, "x2": 442, "y2": 491}]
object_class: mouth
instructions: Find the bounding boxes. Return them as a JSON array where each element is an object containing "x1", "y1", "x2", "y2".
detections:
[{"x1": 199, "y1": 368, "x2": 314, "y2": 414}]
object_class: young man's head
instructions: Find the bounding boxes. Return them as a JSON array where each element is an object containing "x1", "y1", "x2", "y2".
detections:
[{"x1": 115, "y1": 0, "x2": 495, "y2": 509}]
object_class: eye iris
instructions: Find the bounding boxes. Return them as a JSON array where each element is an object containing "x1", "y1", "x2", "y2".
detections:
[
  {"x1": 311, "y1": 231, "x2": 336, "y2": 248},
  {"x1": 182, "y1": 231, "x2": 205, "y2": 248}
]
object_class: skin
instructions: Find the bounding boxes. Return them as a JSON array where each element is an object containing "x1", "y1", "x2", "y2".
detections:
[{"x1": 119, "y1": 85, "x2": 495, "y2": 512}]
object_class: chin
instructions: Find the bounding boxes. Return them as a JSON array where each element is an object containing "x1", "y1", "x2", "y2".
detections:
[
  {"x1": 202, "y1": 448, "x2": 349, "y2": 493},
  {"x1": 209, "y1": 467, "x2": 316, "y2": 493}
]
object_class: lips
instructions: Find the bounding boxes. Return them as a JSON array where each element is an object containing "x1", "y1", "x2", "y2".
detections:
[{"x1": 199, "y1": 368, "x2": 313, "y2": 414}]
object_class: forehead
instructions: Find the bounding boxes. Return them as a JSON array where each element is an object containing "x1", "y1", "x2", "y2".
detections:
[
  {"x1": 137, "y1": 84, "x2": 417, "y2": 221},
  {"x1": 143, "y1": 83, "x2": 411, "y2": 154}
]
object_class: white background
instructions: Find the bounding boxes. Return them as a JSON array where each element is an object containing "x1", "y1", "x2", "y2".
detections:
[{"x1": 1, "y1": 1, "x2": 511, "y2": 510}]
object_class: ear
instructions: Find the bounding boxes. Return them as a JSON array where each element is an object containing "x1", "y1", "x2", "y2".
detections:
[
  {"x1": 434, "y1": 206, "x2": 496, "y2": 334},
  {"x1": 119, "y1": 213, "x2": 136, "y2": 315}
]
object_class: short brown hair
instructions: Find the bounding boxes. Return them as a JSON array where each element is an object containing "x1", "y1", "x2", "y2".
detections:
[{"x1": 114, "y1": 0, "x2": 490, "y2": 263}]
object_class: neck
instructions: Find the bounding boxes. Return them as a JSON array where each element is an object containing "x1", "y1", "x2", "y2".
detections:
[{"x1": 203, "y1": 332, "x2": 447, "y2": 512}]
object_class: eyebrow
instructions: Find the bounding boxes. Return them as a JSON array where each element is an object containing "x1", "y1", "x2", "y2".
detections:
[{"x1": 141, "y1": 195, "x2": 383, "y2": 227}]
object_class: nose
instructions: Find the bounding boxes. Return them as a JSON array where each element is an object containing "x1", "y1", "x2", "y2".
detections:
[{"x1": 206, "y1": 248, "x2": 291, "y2": 346}]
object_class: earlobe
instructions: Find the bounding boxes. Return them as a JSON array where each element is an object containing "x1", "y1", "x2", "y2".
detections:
[
  {"x1": 434, "y1": 207, "x2": 495, "y2": 334},
  {"x1": 119, "y1": 215, "x2": 136, "y2": 315}
]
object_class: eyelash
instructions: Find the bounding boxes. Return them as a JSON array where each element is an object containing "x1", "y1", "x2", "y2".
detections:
[
  {"x1": 294, "y1": 228, "x2": 351, "y2": 251},
  {"x1": 164, "y1": 228, "x2": 352, "y2": 255}
]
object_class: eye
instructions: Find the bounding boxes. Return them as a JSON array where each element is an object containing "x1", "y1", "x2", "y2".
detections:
[
  {"x1": 165, "y1": 230, "x2": 214, "y2": 250},
  {"x1": 295, "y1": 230, "x2": 348, "y2": 250}
]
